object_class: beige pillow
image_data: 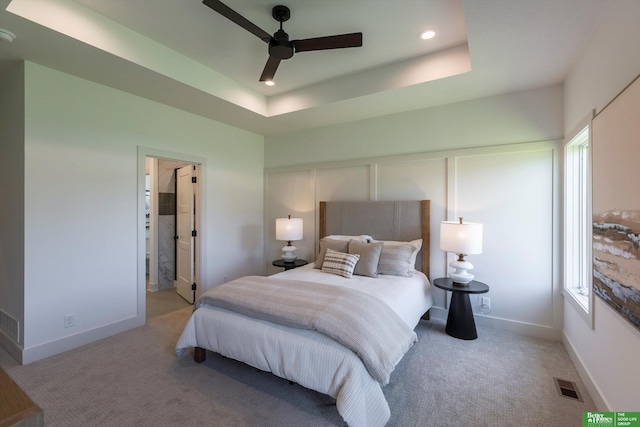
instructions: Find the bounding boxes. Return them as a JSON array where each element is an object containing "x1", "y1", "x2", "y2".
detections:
[
  {"x1": 348, "y1": 240, "x2": 384, "y2": 278},
  {"x1": 315, "y1": 236, "x2": 370, "y2": 269},
  {"x1": 373, "y1": 239, "x2": 422, "y2": 277},
  {"x1": 314, "y1": 238, "x2": 349, "y2": 269}
]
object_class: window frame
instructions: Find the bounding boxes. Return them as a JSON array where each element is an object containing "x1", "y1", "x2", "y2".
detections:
[{"x1": 563, "y1": 113, "x2": 594, "y2": 328}]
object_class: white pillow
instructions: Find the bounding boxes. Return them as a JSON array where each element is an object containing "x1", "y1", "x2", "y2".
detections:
[
  {"x1": 321, "y1": 248, "x2": 360, "y2": 278},
  {"x1": 372, "y1": 239, "x2": 422, "y2": 277}
]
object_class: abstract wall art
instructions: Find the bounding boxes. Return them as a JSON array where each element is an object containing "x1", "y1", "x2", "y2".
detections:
[{"x1": 592, "y1": 74, "x2": 640, "y2": 331}]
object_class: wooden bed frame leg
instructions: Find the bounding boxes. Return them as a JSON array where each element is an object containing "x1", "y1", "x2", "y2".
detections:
[
  {"x1": 194, "y1": 347, "x2": 206, "y2": 363},
  {"x1": 421, "y1": 310, "x2": 430, "y2": 321}
]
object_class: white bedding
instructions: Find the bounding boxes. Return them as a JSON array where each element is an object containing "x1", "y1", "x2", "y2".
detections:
[{"x1": 176, "y1": 265, "x2": 434, "y2": 427}]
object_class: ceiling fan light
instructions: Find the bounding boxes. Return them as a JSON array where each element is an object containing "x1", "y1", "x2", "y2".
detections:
[
  {"x1": 419, "y1": 29, "x2": 436, "y2": 40},
  {"x1": 264, "y1": 80, "x2": 275, "y2": 86}
]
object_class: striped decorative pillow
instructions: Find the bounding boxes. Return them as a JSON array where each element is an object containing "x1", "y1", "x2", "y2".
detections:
[{"x1": 321, "y1": 248, "x2": 360, "y2": 278}]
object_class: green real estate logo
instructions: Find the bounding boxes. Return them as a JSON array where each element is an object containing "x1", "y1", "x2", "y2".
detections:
[{"x1": 583, "y1": 412, "x2": 640, "y2": 427}]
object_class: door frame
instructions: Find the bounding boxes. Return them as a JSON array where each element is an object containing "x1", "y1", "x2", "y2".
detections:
[{"x1": 137, "y1": 147, "x2": 206, "y2": 322}]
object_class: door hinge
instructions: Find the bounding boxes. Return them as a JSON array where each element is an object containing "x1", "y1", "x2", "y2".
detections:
[
  {"x1": 191, "y1": 230, "x2": 197, "y2": 237},
  {"x1": 191, "y1": 176, "x2": 197, "y2": 183},
  {"x1": 191, "y1": 283, "x2": 197, "y2": 291}
]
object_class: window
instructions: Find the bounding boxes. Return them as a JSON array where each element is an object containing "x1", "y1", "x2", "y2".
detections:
[{"x1": 564, "y1": 120, "x2": 593, "y2": 326}]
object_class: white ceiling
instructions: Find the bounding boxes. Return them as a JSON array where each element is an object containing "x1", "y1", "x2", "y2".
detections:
[{"x1": 0, "y1": 0, "x2": 610, "y2": 136}]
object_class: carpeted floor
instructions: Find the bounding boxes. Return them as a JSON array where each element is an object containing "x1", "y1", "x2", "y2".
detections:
[{"x1": 0, "y1": 308, "x2": 595, "y2": 426}]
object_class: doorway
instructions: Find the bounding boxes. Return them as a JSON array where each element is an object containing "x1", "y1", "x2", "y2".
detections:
[{"x1": 144, "y1": 156, "x2": 201, "y2": 320}]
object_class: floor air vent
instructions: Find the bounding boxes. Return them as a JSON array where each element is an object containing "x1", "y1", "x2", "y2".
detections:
[
  {"x1": 0, "y1": 309, "x2": 20, "y2": 343},
  {"x1": 554, "y1": 377, "x2": 582, "y2": 402}
]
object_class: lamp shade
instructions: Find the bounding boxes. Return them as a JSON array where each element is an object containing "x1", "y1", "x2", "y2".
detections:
[
  {"x1": 276, "y1": 217, "x2": 303, "y2": 241},
  {"x1": 440, "y1": 220, "x2": 483, "y2": 255}
]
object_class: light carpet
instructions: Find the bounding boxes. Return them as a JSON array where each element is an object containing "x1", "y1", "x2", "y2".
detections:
[{"x1": 0, "y1": 308, "x2": 595, "y2": 426}]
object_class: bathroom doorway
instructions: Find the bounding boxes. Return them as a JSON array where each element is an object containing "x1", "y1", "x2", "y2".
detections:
[{"x1": 145, "y1": 156, "x2": 200, "y2": 320}]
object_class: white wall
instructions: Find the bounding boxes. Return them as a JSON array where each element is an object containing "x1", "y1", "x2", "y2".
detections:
[
  {"x1": 0, "y1": 63, "x2": 26, "y2": 360},
  {"x1": 265, "y1": 86, "x2": 563, "y2": 339},
  {"x1": 563, "y1": 0, "x2": 640, "y2": 411},
  {"x1": 18, "y1": 62, "x2": 264, "y2": 363},
  {"x1": 265, "y1": 84, "x2": 563, "y2": 168}
]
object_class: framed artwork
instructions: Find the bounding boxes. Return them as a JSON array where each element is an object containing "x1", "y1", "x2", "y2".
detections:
[{"x1": 592, "y1": 74, "x2": 640, "y2": 331}]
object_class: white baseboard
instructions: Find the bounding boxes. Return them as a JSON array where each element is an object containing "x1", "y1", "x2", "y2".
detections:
[
  {"x1": 428, "y1": 306, "x2": 562, "y2": 341},
  {"x1": 562, "y1": 331, "x2": 609, "y2": 411},
  {"x1": 20, "y1": 315, "x2": 145, "y2": 365}
]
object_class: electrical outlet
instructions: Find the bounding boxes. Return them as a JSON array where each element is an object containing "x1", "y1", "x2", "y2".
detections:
[
  {"x1": 64, "y1": 314, "x2": 75, "y2": 328},
  {"x1": 481, "y1": 297, "x2": 490, "y2": 309}
]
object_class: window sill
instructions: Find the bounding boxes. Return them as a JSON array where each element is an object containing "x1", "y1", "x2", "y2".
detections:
[{"x1": 563, "y1": 288, "x2": 593, "y2": 329}]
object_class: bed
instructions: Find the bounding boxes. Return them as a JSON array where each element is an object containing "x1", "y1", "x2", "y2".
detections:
[{"x1": 176, "y1": 200, "x2": 434, "y2": 427}]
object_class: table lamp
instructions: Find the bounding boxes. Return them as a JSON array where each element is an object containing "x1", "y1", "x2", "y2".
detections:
[
  {"x1": 276, "y1": 215, "x2": 303, "y2": 262},
  {"x1": 440, "y1": 217, "x2": 483, "y2": 285}
]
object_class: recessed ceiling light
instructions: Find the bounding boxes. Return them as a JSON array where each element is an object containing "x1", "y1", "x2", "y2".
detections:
[
  {"x1": 0, "y1": 28, "x2": 16, "y2": 43},
  {"x1": 419, "y1": 29, "x2": 436, "y2": 40},
  {"x1": 264, "y1": 80, "x2": 275, "y2": 86}
]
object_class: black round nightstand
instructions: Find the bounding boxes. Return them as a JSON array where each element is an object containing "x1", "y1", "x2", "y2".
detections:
[
  {"x1": 272, "y1": 259, "x2": 309, "y2": 271},
  {"x1": 432, "y1": 278, "x2": 490, "y2": 340}
]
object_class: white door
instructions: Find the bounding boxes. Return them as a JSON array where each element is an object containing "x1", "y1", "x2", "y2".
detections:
[{"x1": 176, "y1": 165, "x2": 195, "y2": 303}]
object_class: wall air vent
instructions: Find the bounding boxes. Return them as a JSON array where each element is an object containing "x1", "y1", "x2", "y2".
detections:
[
  {"x1": 554, "y1": 377, "x2": 583, "y2": 401},
  {"x1": 0, "y1": 309, "x2": 19, "y2": 343}
]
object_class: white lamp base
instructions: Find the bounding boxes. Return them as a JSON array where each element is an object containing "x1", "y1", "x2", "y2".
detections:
[
  {"x1": 281, "y1": 244, "x2": 298, "y2": 262},
  {"x1": 449, "y1": 259, "x2": 474, "y2": 285}
]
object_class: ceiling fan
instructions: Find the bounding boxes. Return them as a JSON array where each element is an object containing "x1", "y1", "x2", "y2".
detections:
[{"x1": 202, "y1": 0, "x2": 363, "y2": 83}]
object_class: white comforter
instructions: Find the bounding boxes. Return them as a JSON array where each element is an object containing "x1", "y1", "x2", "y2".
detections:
[{"x1": 176, "y1": 265, "x2": 434, "y2": 427}]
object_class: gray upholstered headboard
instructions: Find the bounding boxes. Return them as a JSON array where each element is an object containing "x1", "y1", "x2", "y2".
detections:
[{"x1": 319, "y1": 200, "x2": 430, "y2": 278}]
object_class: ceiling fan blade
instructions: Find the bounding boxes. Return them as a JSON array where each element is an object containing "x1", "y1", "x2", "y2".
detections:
[
  {"x1": 259, "y1": 56, "x2": 281, "y2": 82},
  {"x1": 293, "y1": 32, "x2": 362, "y2": 53},
  {"x1": 202, "y1": 0, "x2": 272, "y2": 42}
]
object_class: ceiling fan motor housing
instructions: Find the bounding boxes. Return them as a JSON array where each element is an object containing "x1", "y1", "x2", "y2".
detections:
[{"x1": 269, "y1": 29, "x2": 294, "y2": 59}]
